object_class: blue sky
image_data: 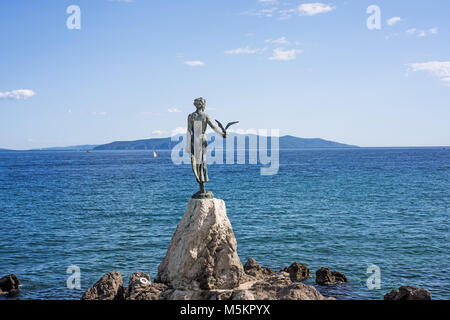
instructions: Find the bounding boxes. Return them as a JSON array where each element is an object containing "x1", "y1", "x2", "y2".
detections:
[{"x1": 1, "y1": 0, "x2": 449, "y2": 149}]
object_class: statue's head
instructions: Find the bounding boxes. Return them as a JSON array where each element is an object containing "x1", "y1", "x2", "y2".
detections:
[{"x1": 194, "y1": 97, "x2": 206, "y2": 110}]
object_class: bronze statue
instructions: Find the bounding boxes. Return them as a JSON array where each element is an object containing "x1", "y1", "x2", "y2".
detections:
[{"x1": 186, "y1": 97, "x2": 238, "y2": 198}]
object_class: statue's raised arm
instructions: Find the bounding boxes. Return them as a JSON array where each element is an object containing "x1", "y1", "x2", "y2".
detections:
[{"x1": 207, "y1": 115, "x2": 227, "y2": 138}]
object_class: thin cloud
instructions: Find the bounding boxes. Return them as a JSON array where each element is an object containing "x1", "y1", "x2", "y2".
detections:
[
  {"x1": 152, "y1": 130, "x2": 168, "y2": 136},
  {"x1": 409, "y1": 61, "x2": 450, "y2": 86},
  {"x1": 269, "y1": 48, "x2": 303, "y2": 61},
  {"x1": 387, "y1": 17, "x2": 401, "y2": 26},
  {"x1": 409, "y1": 61, "x2": 450, "y2": 77},
  {"x1": 168, "y1": 108, "x2": 181, "y2": 113},
  {"x1": 226, "y1": 37, "x2": 302, "y2": 61},
  {"x1": 184, "y1": 61, "x2": 205, "y2": 67},
  {"x1": 279, "y1": 9, "x2": 297, "y2": 20},
  {"x1": 243, "y1": 2, "x2": 334, "y2": 19},
  {"x1": 406, "y1": 27, "x2": 438, "y2": 37},
  {"x1": 241, "y1": 7, "x2": 278, "y2": 18},
  {"x1": 225, "y1": 47, "x2": 265, "y2": 55},
  {"x1": 265, "y1": 37, "x2": 290, "y2": 45},
  {"x1": 0, "y1": 89, "x2": 36, "y2": 100},
  {"x1": 298, "y1": 3, "x2": 335, "y2": 16}
]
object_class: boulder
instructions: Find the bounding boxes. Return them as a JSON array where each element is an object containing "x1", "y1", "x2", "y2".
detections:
[
  {"x1": 331, "y1": 271, "x2": 347, "y2": 283},
  {"x1": 248, "y1": 276, "x2": 332, "y2": 300},
  {"x1": 81, "y1": 271, "x2": 124, "y2": 300},
  {"x1": 125, "y1": 272, "x2": 167, "y2": 300},
  {"x1": 244, "y1": 258, "x2": 275, "y2": 279},
  {"x1": 315, "y1": 267, "x2": 348, "y2": 285},
  {"x1": 284, "y1": 262, "x2": 310, "y2": 282},
  {"x1": 0, "y1": 274, "x2": 20, "y2": 297},
  {"x1": 155, "y1": 198, "x2": 244, "y2": 290},
  {"x1": 384, "y1": 286, "x2": 432, "y2": 300}
]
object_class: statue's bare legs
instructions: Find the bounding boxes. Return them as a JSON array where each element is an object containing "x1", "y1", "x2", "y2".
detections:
[{"x1": 191, "y1": 154, "x2": 210, "y2": 197}]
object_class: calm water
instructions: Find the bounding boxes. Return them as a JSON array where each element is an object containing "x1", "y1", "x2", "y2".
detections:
[{"x1": 0, "y1": 148, "x2": 448, "y2": 300}]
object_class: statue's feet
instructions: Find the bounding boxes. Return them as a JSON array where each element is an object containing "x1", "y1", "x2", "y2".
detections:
[{"x1": 192, "y1": 191, "x2": 214, "y2": 199}]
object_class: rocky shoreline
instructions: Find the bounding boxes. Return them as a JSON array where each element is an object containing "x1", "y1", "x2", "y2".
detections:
[
  {"x1": 82, "y1": 259, "x2": 337, "y2": 300},
  {"x1": 0, "y1": 198, "x2": 433, "y2": 301},
  {"x1": 80, "y1": 258, "x2": 432, "y2": 300},
  {"x1": 80, "y1": 198, "x2": 432, "y2": 301}
]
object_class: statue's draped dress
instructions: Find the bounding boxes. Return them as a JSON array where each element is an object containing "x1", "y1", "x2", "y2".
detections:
[{"x1": 187, "y1": 112, "x2": 209, "y2": 183}]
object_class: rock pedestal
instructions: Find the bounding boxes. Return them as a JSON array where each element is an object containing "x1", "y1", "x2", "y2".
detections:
[{"x1": 155, "y1": 198, "x2": 244, "y2": 290}]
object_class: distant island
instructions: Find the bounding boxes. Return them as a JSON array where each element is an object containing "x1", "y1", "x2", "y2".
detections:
[
  {"x1": 33, "y1": 144, "x2": 99, "y2": 151},
  {"x1": 0, "y1": 135, "x2": 359, "y2": 152},
  {"x1": 93, "y1": 135, "x2": 358, "y2": 150}
]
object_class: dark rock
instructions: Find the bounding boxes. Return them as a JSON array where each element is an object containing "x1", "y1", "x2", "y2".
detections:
[
  {"x1": 315, "y1": 267, "x2": 334, "y2": 285},
  {"x1": 331, "y1": 271, "x2": 347, "y2": 283},
  {"x1": 243, "y1": 258, "x2": 275, "y2": 279},
  {"x1": 284, "y1": 262, "x2": 310, "y2": 282},
  {"x1": 315, "y1": 267, "x2": 348, "y2": 285},
  {"x1": 244, "y1": 258, "x2": 260, "y2": 270},
  {"x1": 125, "y1": 272, "x2": 167, "y2": 300},
  {"x1": 0, "y1": 274, "x2": 20, "y2": 297},
  {"x1": 81, "y1": 271, "x2": 124, "y2": 300},
  {"x1": 384, "y1": 286, "x2": 432, "y2": 300}
]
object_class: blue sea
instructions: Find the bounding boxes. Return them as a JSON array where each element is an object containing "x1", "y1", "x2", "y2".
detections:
[{"x1": 0, "y1": 148, "x2": 448, "y2": 300}]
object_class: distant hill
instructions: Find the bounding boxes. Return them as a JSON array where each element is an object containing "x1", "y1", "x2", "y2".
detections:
[
  {"x1": 33, "y1": 144, "x2": 98, "y2": 151},
  {"x1": 279, "y1": 135, "x2": 358, "y2": 149},
  {"x1": 94, "y1": 138, "x2": 178, "y2": 150},
  {"x1": 94, "y1": 135, "x2": 358, "y2": 150}
]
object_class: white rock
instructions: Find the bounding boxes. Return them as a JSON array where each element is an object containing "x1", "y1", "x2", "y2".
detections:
[{"x1": 155, "y1": 198, "x2": 244, "y2": 290}]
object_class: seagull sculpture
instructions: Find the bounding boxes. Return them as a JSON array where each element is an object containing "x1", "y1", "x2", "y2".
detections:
[{"x1": 215, "y1": 120, "x2": 239, "y2": 136}]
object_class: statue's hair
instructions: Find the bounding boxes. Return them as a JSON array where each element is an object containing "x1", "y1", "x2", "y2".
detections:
[{"x1": 194, "y1": 97, "x2": 206, "y2": 108}]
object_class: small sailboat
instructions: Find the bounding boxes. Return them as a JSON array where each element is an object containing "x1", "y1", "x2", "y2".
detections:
[{"x1": 153, "y1": 150, "x2": 160, "y2": 158}]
